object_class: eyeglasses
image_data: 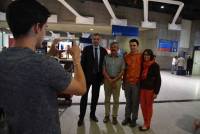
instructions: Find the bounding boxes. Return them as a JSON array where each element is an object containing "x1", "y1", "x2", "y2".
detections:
[{"x1": 144, "y1": 54, "x2": 150, "y2": 56}]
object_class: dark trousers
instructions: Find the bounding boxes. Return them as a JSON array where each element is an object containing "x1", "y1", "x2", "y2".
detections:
[
  {"x1": 79, "y1": 75, "x2": 101, "y2": 119},
  {"x1": 186, "y1": 67, "x2": 192, "y2": 75},
  {"x1": 124, "y1": 82, "x2": 140, "y2": 121}
]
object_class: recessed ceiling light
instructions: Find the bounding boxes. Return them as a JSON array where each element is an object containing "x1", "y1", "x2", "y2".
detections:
[
  {"x1": 90, "y1": 28, "x2": 94, "y2": 31},
  {"x1": 161, "y1": 5, "x2": 164, "y2": 9}
]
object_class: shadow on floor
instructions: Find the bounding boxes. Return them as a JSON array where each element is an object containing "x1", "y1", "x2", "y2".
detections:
[
  {"x1": 76, "y1": 120, "x2": 157, "y2": 134},
  {"x1": 176, "y1": 114, "x2": 199, "y2": 134},
  {"x1": 76, "y1": 124, "x2": 86, "y2": 134},
  {"x1": 131, "y1": 125, "x2": 156, "y2": 134},
  {"x1": 103, "y1": 122, "x2": 126, "y2": 134}
]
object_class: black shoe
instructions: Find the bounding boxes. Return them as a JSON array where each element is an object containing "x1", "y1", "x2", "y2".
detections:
[
  {"x1": 112, "y1": 117, "x2": 118, "y2": 125},
  {"x1": 130, "y1": 122, "x2": 137, "y2": 127},
  {"x1": 103, "y1": 116, "x2": 110, "y2": 123},
  {"x1": 139, "y1": 126, "x2": 150, "y2": 131},
  {"x1": 78, "y1": 118, "x2": 83, "y2": 127},
  {"x1": 122, "y1": 118, "x2": 131, "y2": 125},
  {"x1": 90, "y1": 115, "x2": 98, "y2": 122},
  {"x1": 130, "y1": 120, "x2": 137, "y2": 127}
]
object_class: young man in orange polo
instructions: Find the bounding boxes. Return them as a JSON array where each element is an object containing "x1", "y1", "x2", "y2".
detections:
[{"x1": 122, "y1": 39, "x2": 142, "y2": 127}]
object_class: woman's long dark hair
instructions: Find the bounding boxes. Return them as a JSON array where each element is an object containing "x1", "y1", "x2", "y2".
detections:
[
  {"x1": 142, "y1": 49, "x2": 155, "y2": 61},
  {"x1": 140, "y1": 49, "x2": 155, "y2": 78}
]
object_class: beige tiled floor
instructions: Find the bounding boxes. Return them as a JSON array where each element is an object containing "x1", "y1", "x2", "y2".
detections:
[{"x1": 59, "y1": 71, "x2": 200, "y2": 134}]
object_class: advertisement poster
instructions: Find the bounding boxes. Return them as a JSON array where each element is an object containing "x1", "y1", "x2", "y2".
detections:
[{"x1": 157, "y1": 39, "x2": 178, "y2": 52}]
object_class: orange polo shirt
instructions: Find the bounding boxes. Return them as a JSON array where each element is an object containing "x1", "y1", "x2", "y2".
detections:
[{"x1": 124, "y1": 52, "x2": 142, "y2": 84}]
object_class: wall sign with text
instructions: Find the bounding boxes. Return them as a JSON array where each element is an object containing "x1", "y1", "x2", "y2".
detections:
[{"x1": 157, "y1": 39, "x2": 178, "y2": 52}]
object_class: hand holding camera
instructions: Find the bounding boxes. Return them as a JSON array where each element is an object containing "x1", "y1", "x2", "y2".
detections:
[
  {"x1": 68, "y1": 44, "x2": 81, "y2": 64},
  {"x1": 58, "y1": 40, "x2": 72, "y2": 51},
  {"x1": 48, "y1": 39, "x2": 80, "y2": 62},
  {"x1": 48, "y1": 39, "x2": 61, "y2": 56}
]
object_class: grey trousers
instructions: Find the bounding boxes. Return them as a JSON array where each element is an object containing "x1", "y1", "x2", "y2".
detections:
[{"x1": 124, "y1": 82, "x2": 140, "y2": 121}]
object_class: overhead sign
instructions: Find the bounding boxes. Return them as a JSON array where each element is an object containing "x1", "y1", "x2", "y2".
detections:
[{"x1": 112, "y1": 25, "x2": 139, "y2": 36}]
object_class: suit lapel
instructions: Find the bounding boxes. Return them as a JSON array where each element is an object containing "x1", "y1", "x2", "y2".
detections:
[{"x1": 90, "y1": 45, "x2": 95, "y2": 61}]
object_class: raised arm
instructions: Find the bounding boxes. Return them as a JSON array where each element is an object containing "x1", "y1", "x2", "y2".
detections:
[{"x1": 62, "y1": 45, "x2": 86, "y2": 95}]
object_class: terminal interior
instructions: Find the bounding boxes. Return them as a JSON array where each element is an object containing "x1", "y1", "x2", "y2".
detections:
[{"x1": 0, "y1": 0, "x2": 200, "y2": 134}]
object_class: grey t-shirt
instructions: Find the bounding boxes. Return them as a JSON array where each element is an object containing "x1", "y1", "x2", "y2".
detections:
[{"x1": 0, "y1": 47, "x2": 72, "y2": 134}]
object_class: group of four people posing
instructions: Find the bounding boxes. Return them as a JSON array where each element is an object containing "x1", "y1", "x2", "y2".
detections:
[{"x1": 78, "y1": 33, "x2": 162, "y2": 132}]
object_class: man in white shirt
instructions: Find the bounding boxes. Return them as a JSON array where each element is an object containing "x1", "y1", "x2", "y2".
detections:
[
  {"x1": 177, "y1": 56, "x2": 185, "y2": 70},
  {"x1": 171, "y1": 56, "x2": 177, "y2": 74}
]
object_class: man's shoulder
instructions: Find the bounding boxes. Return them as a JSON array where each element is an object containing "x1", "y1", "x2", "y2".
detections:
[
  {"x1": 125, "y1": 53, "x2": 133, "y2": 58},
  {"x1": 27, "y1": 54, "x2": 59, "y2": 67},
  {"x1": 100, "y1": 47, "x2": 108, "y2": 55},
  {"x1": 40, "y1": 55, "x2": 59, "y2": 64},
  {"x1": 30, "y1": 53, "x2": 51, "y2": 61},
  {"x1": 105, "y1": 54, "x2": 113, "y2": 59},
  {"x1": 100, "y1": 46, "x2": 106, "y2": 50},
  {"x1": 84, "y1": 45, "x2": 93, "y2": 50},
  {"x1": 82, "y1": 45, "x2": 93, "y2": 53}
]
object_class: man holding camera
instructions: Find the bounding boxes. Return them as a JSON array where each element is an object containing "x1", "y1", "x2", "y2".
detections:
[{"x1": 0, "y1": 0, "x2": 86, "y2": 134}]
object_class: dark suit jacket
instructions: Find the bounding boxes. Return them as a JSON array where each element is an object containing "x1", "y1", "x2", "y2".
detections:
[{"x1": 81, "y1": 45, "x2": 107, "y2": 83}]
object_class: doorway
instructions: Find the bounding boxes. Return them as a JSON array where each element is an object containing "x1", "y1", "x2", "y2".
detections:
[{"x1": 192, "y1": 50, "x2": 200, "y2": 75}]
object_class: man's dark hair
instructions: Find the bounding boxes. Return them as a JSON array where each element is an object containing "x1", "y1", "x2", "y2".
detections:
[
  {"x1": 110, "y1": 42, "x2": 118, "y2": 47},
  {"x1": 129, "y1": 39, "x2": 139, "y2": 46},
  {"x1": 93, "y1": 33, "x2": 100, "y2": 37},
  {"x1": 6, "y1": 0, "x2": 50, "y2": 38}
]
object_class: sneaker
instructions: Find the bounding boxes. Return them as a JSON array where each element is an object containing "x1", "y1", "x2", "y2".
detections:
[
  {"x1": 122, "y1": 118, "x2": 131, "y2": 125},
  {"x1": 103, "y1": 116, "x2": 110, "y2": 123},
  {"x1": 112, "y1": 117, "x2": 118, "y2": 125}
]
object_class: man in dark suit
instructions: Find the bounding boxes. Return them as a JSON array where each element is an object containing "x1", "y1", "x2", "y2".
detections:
[{"x1": 78, "y1": 33, "x2": 107, "y2": 126}]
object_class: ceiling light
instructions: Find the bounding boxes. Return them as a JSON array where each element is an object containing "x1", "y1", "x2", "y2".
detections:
[
  {"x1": 90, "y1": 28, "x2": 94, "y2": 31},
  {"x1": 161, "y1": 5, "x2": 164, "y2": 9}
]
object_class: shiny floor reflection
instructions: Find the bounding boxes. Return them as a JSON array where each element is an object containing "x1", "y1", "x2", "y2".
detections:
[{"x1": 60, "y1": 102, "x2": 200, "y2": 134}]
